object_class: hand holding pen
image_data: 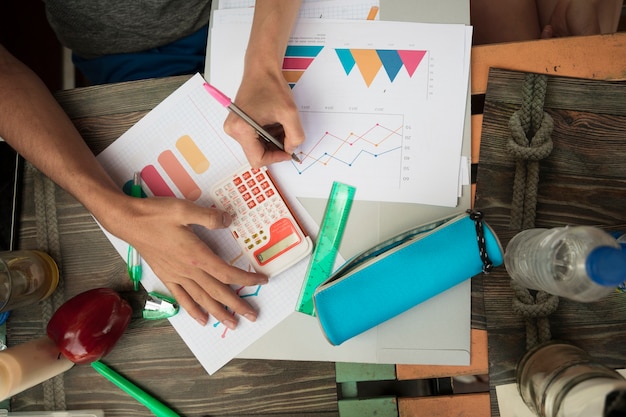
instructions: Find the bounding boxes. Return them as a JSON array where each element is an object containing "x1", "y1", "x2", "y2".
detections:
[{"x1": 204, "y1": 81, "x2": 306, "y2": 167}]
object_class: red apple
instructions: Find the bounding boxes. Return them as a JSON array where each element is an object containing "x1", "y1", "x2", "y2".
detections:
[{"x1": 46, "y1": 288, "x2": 132, "y2": 364}]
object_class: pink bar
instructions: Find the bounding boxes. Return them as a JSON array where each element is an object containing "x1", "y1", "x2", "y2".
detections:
[
  {"x1": 141, "y1": 165, "x2": 176, "y2": 197},
  {"x1": 157, "y1": 150, "x2": 202, "y2": 201},
  {"x1": 282, "y1": 57, "x2": 315, "y2": 71}
]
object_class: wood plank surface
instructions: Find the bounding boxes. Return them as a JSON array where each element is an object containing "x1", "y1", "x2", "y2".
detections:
[
  {"x1": 398, "y1": 392, "x2": 490, "y2": 417},
  {"x1": 474, "y1": 68, "x2": 626, "y2": 417},
  {"x1": 7, "y1": 75, "x2": 339, "y2": 417}
]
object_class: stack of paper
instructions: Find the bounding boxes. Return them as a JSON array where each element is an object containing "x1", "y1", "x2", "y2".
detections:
[{"x1": 96, "y1": 1, "x2": 474, "y2": 376}]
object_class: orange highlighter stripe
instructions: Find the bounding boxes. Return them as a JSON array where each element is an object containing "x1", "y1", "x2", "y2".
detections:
[
  {"x1": 176, "y1": 135, "x2": 210, "y2": 174},
  {"x1": 367, "y1": 6, "x2": 379, "y2": 20},
  {"x1": 157, "y1": 150, "x2": 202, "y2": 201}
]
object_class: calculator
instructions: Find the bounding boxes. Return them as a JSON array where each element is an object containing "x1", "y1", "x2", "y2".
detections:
[{"x1": 211, "y1": 164, "x2": 313, "y2": 277}]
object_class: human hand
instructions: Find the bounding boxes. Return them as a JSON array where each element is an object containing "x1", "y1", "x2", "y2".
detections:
[
  {"x1": 109, "y1": 196, "x2": 268, "y2": 328},
  {"x1": 223, "y1": 70, "x2": 305, "y2": 168}
]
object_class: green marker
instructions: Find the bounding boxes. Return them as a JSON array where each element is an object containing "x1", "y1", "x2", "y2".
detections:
[
  {"x1": 127, "y1": 172, "x2": 144, "y2": 291},
  {"x1": 91, "y1": 360, "x2": 179, "y2": 417}
]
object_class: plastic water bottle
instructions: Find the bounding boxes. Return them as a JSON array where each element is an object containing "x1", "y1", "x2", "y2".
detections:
[
  {"x1": 504, "y1": 226, "x2": 626, "y2": 302},
  {"x1": 611, "y1": 232, "x2": 626, "y2": 293}
]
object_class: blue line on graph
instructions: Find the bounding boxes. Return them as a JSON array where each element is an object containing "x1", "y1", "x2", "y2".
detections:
[{"x1": 293, "y1": 146, "x2": 401, "y2": 174}]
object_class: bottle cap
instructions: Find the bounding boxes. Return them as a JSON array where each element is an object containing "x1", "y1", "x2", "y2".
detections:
[{"x1": 586, "y1": 246, "x2": 626, "y2": 286}]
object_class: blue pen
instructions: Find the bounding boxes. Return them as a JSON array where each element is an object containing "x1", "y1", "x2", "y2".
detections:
[{"x1": 127, "y1": 172, "x2": 143, "y2": 291}]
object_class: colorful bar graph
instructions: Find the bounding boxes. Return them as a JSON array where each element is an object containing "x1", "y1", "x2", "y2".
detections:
[
  {"x1": 157, "y1": 150, "x2": 202, "y2": 201},
  {"x1": 282, "y1": 45, "x2": 324, "y2": 88},
  {"x1": 335, "y1": 49, "x2": 428, "y2": 86}
]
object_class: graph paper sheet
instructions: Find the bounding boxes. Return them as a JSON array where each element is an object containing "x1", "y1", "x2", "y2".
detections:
[
  {"x1": 96, "y1": 74, "x2": 319, "y2": 375},
  {"x1": 210, "y1": 19, "x2": 471, "y2": 207}
]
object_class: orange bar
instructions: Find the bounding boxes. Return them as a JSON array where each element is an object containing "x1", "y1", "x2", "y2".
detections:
[
  {"x1": 471, "y1": 33, "x2": 626, "y2": 96},
  {"x1": 176, "y1": 135, "x2": 210, "y2": 174},
  {"x1": 399, "y1": 392, "x2": 490, "y2": 417}
]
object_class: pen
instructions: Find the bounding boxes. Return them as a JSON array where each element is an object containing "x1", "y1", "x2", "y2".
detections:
[
  {"x1": 91, "y1": 360, "x2": 180, "y2": 417},
  {"x1": 127, "y1": 172, "x2": 143, "y2": 291},
  {"x1": 202, "y1": 82, "x2": 301, "y2": 162}
]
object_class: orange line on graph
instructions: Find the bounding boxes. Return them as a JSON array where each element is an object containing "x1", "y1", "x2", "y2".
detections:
[{"x1": 299, "y1": 123, "x2": 402, "y2": 165}]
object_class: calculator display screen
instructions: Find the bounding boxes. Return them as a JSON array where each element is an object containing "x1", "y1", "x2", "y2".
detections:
[{"x1": 255, "y1": 218, "x2": 302, "y2": 265}]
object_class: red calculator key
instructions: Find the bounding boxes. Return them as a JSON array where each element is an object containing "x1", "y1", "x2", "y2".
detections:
[
  {"x1": 260, "y1": 181, "x2": 270, "y2": 190},
  {"x1": 233, "y1": 177, "x2": 243, "y2": 186},
  {"x1": 266, "y1": 189, "x2": 275, "y2": 198},
  {"x1": 242, "y1": 171, "x2": 252, "y2": 180}
]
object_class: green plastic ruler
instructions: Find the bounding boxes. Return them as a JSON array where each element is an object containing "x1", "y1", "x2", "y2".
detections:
[{"x1": 297, "y1": 181, "x2": 355, "y2": 316}]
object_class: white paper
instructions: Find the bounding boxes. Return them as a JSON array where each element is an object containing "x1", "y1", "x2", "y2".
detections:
[
  {"x1": 96, "y1": 74, "x2": 318, "y2": 375},
  {"x1": 209, "y1": 19, "x2": 471, "y2": 207}
]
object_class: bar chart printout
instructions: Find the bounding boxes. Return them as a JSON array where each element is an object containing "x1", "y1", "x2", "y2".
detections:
[
  {"x1": 96, "y1": 74, "x2": 312, "y2": 375},
  {"x1": 210, "y1": 19, "x2": 471, "y2": 207}
]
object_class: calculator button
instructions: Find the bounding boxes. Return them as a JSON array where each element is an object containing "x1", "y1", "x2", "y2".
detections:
[
  {"x1": 238, "y1": 184, "x2": 247, "y2": 193},
  {"x1": 256, "y1": 195, "x2": 265, "y2": 204},
  {"x1": 260, "y1": 181, "x2": 270, "y2": 190},
  {"x1": 242, "y1": 171, "x2": 252, "y2": 180},
  {"x1": 247, "y1": 179, "x2": 255, "y2": 188},
  {"x1": 242, "y1": 192, "x2": 251, "y2": 201},
  {"x1": 266, "y1": 189, "x2": 275, "y2": 198},
  {"x1": 251, "y1": 187, "x2": 260, "y2": 195},
  {"x1": 233, "y1": 177, "x2": 243, "y2": 186},
  {"x1": 247, "y1": 200, "x2": 256, "y2": 209}
]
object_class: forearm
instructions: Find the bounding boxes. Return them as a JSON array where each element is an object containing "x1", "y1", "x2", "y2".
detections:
[
  {"x1": 244, "y1": 0, "x2": 302, "y2": 77},
  {"x1": 0, "y1": 45, "x2": 129, "y2": 233}
]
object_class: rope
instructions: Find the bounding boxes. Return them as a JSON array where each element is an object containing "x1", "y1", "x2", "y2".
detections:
[
  {"x1": 505, "y1": 74, "x2": 558, "y2": 351},
  {"x1": 507, "y1": 73, "x2": 554, "y2": 230},
  {"x1": 30, "y1": 163, "x2": 67, "y2": 411}
]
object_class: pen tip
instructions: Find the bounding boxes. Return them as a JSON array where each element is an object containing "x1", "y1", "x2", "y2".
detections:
[{"x1": 291, "y1": 153, "x2": 301, "y2": 163}]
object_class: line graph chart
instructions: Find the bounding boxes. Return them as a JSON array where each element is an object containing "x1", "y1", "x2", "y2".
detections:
[
  {"x1": 271, "y1": 111, "x2": 406, "y2": 200},
  {"x1": 293, "y1": 112, "x2": 403, "y2": 175}
]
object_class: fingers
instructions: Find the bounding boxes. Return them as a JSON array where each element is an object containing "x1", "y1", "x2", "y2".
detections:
[
  {"x1": 157, "y1": 250, "x2": 268, "y2": 328},
  {"x1": 166, "y1": 274, "x2": 259, "y2": 329},
  {"x1": 224, "y1": 114, "x2": 295, "y2": 167}
]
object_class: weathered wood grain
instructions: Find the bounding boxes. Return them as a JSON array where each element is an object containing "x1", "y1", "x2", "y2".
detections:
[
  {"x1": 8, "y1": 76, "x2": 339, "y2": 417},
  {"x1": 475, "y1": 68, "x2": 626, "y2": 417}
]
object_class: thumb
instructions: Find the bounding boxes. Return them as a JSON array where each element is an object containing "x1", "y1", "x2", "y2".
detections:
[{"x1": 281, "y1": 114, "x2": 306, "y2": 154}]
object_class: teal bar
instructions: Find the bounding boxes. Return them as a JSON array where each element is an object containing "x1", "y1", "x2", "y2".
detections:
[{"x1": 285, "y1": 45, "x2": 324, "y2": 57}]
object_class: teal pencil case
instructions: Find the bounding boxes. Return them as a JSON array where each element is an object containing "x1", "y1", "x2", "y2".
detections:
[{"x1": 313, "y1": 211, "x2": 503, "y2": 346}]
